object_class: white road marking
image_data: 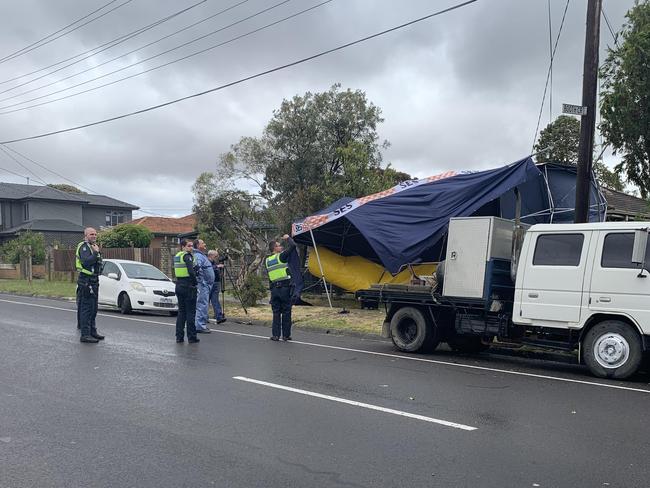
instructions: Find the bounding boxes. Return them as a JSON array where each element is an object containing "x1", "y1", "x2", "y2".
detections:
[
  {"x1": 233, "y1": 375, "x2": 477, "y2": 431},
  {"x1": 2, "y1": 296, "x2": 650, "y2": 394}
]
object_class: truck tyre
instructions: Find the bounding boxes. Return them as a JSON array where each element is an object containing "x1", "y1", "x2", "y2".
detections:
[
  {"x1": 448, "y1": 336, "x2": 490, "y2": 354},
  {"x1": 583, "y1": 320, "x2": 642, "y2": 379},
  {"x1": 390, "y1": 307, "x2": 439, "y2": 353}
]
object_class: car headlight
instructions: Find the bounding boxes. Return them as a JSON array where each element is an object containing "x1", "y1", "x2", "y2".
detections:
[{"x1": 130, "y1": 282, "x2": 146, "y2": 293}]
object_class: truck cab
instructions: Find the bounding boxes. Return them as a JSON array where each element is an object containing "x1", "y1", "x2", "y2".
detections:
[{"x1": 513, "y1": 222, "x2": 650, "y2": 378}]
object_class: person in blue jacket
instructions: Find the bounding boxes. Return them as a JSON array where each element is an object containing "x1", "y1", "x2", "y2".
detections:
[{"x1": 193, "y1": 239, "x2": 215, "y2": 333}]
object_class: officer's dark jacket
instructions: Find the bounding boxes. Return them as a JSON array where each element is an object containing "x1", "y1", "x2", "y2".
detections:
[
  {"x1": 78, "y1": 242, "x2": 102, "y2": 277},
  {"x1": 278, "y1": 237, "x2": 296, "y2": 263}
]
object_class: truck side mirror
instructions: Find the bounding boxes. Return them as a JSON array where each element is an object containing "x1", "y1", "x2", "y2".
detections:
[{"x1": 632, "y1": 229, "x2": 649, "y2": 277}]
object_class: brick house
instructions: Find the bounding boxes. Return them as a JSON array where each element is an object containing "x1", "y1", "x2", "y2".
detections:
[{"x1": 130, "y1": 214, "x2": 196, "y2": 248}]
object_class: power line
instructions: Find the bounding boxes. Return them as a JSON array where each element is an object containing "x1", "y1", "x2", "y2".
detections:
[
  {"x1": 0, "y1": 0, "x2": 478, "y2": 144},
  {"x1": 0, "y1": 143, "x2": 96, "y2": 193},
  {"x1": 601, "y1": 7, "x2": 619, "y2": 48},
  {"x1": 531, "y1": 0, "x2": 570, "y2": 152},
  {"x1": 0, "y1": 163, "x2": 29, "y2": 181},
  {"x1": 0, "y1": 143, "x2": 169, "y2": 217},
  {"x1": 0, "y1": 0, "x2": 136, "y2": 66},
  {"x1": 0, "y1": 0, "x2": 289, "y2": 110},
  {"x1": 0, "y1": 145, "x2": 49, "y2": 185},
  {"x1": 0, "y1": 0, "x2": 208, "y2": 89}
]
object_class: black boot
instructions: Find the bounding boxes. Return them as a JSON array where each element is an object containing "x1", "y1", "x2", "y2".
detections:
[
  {"x1": 80, "y1": 335, "x2": 99, "y2": 343},
  {"x1": 91, "y1": 332, "x2": 105, "y2": 340}
]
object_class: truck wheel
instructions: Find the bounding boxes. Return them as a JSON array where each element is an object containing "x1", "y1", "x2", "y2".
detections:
[
  {"x1": 448, "y1": 336, "x2": 490, "y2": 354},
  {"x1": 583, "y1": 320, "x2": 642, "y2": 379},
  {"x1": 390, "y1": 307, "x2": 439, "y2": 353}
]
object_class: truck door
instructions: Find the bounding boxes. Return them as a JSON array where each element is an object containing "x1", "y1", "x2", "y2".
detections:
[
  {"x1": 518, "y1": 231, "x2": 591, "y2": 325},
  {"x1": 589, "y1": 231, "x2": 650, "y2": 333}
]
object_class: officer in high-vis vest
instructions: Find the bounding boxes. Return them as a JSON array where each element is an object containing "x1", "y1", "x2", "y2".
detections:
[
  {"x1": 174, "y1": 239, "x2": 199, "y2": 343},
  {"x1": 265, "y1": 234, "x2": 296, "y2": 341},
  {"x1": 76, "y1": 227, "x2": 104, "y2": 343}
]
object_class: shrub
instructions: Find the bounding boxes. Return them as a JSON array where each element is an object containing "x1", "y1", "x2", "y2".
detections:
[
  {"x1": 0, "y1": 231, "x2": 46, "y2": 264},
  {"x1": 97, "y1": 224, "x2": 153, "y2": 248},
  {"x1": 239, "y1": 273, "x2": 268, "y2": 308}
]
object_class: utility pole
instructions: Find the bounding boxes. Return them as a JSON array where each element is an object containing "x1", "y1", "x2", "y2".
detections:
[{"x1": 574, "y1": 0, "x2": 602, "y2": 223}]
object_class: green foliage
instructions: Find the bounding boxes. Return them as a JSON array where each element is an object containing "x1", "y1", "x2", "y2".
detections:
[
  {"x1": 600, "y1": 1, "x2": 650, "y2": 197},
  {"x1": 218, "y1": 84, "x2": 409, "y2": 229},
  {"x1": 535, "y1": 115, "x2": 626, "y2": 191},
  {"x1": 193, "y1": 173, "x2": 272, "y2": 285},
  {"x1": 47, "y1": 183, "x2": 86, "y2": 194},
  {"x1": 534, "y1": 115, "x2": 581, "y2": 164},
  {"x1": 97, "y1": 224, "x2": 153, "y2": 248},
  {"x1": 239, "y1": 273, "x2": 268, "y2": 308},
  {"x1": 0, "y1": 231, "x2": 46, "y2": 264}
]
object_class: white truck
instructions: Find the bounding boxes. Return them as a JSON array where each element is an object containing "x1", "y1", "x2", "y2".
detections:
[{"x1": 357, "y1": 216, "x2": 650, "y2": 379}]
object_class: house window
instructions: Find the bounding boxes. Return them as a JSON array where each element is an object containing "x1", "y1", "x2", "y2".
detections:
[
  {"x1": 105, "y1": 211, "x2": 125, "y2": 226},
  {"x1": 23, "y1": 203, "x2": 29, "y2": 221}
]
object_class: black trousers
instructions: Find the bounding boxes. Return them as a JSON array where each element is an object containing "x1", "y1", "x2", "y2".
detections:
[
  {"x1": 78, "y1": 280, "x2": 99, "y2": 337},
  {"x1": 175, "y1": 284, "x2": 197, "y2": 341},
  {"x1": 270, "y1": 284, "x2": 292, "y2": 338}
]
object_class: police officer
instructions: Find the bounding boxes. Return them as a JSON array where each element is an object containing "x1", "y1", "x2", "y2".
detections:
[
  {"x1": 77, "y1": 227, "x2": 104, "y2": 343},
  {"x1": 174, "y1": 239, "x2": 199, "y2": 344},
  {"x1": 265, "y1": 234, "x2": 296, "y2": 341}
]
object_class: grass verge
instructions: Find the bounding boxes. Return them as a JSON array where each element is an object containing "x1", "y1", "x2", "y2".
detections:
[
  {"x1": 0, "y1": 279, "x2": 76, "y2": 298},
  {"x1": 222, "y1": 301, "x2": 385, "y2": 337}
]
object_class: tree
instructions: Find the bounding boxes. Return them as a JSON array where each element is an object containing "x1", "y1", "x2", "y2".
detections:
[
  {"x1": 0, "y1": 231, "x2": 46, "y2": 265},
  {"x1": 600, "y1": 1, "x2": 650, "y2": 197},
  {"x1": 535, "y1": 115, "x2": 626, "y2": 191},
  {"x1": 192, "y1": 172, "x2": 272, "y2": 292},
  {"x1": 97, "y1": 224, "x2": 153, "y2": 248},
  {"x1": 47, "y1": 183, "x2": 85, "y2": 194},
  {"x1": 534, "y1": 115, "x2": 581, "y2": 164},
  {"x1": 219, "y1": 84, "x2": 408, "y2": 229}
]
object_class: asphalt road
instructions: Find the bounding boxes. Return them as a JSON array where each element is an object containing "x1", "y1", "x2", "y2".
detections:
[{"x1": 1, "y1": 293, "x2": 649, "y2": 488}]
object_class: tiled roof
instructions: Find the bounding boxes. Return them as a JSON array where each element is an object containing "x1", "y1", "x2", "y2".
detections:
[
  {"x1": 0, "y1": 181, "x2": 138, "y2": 209},
  {"x1": 0, "y1": 219, "x2": 85, "y2": 235},
  {"x1": 601, "y1": 187, "x2": 650, "y2": 217},
  {"x1": 0, "y1": 182, "x2": 87, "y2": 202},
  {"x1": 131, "y1": 214, "x2": 196, "y2": 235},
  {"x1": 83, "y1": 194, "x2": 139, "y2": 209}
]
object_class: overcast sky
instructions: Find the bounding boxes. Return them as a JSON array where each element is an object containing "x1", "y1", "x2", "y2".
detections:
[{"x1": 0, "y1": 0, "x2": 637, "y2": 218}]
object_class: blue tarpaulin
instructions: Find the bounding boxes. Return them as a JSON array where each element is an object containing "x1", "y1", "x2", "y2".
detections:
[{"x1": 292, "y1": 157, "x2": 605, "y2": 274}]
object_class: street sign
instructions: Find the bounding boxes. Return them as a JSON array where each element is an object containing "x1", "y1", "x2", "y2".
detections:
[{"x1": 562, "y1": 103, "x2": 587, "y2": 116}]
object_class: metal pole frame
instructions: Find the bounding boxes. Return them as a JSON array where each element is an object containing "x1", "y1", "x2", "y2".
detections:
[{"x1": 308, "y1": 227, "x2": 333, "y2": 309}]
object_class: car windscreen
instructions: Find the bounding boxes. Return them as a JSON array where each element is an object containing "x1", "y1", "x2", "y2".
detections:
[{"x1": 120, "y1": 263, "x2": 170, "y2": 281}]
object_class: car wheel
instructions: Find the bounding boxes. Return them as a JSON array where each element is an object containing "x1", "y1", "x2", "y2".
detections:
[
  {"x1": 389, "y1": 306, "x2": 439, "y2": 353},
  {"x1": 583, "y1": 320, "x2": 642, "y2": 379},
  {"x1": 119, "y1": 292, "x2": 132, "y2": 314}
]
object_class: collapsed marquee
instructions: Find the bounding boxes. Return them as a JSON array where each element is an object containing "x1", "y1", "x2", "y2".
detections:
[{"x1": 292, "y1": 157, "x2": 606, "y2": 274}]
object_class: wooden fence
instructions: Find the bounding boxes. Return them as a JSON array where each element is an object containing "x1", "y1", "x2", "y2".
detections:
[{"x1": 53, "y1": 248, "x2": 162, "y2": 272}]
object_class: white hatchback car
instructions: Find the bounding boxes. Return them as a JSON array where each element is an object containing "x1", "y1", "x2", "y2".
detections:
[{"x1": 99, "y1": 259, "x2": 178, "y2": 315}]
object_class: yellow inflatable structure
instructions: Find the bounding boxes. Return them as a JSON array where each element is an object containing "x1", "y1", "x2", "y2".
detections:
[{"x1": 307, "y1": 246, "x2": 437, "y2": 292}]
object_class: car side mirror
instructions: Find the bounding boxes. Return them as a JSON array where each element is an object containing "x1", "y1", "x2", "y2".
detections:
[
  {"x1": 632, "y1": 229, "x2": 649, "y2": 277},
  {"x1": 107, "y1": 272, "x2": 119, "y2": 280}
]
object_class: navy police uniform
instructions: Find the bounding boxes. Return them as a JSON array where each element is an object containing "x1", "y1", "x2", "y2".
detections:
[
  {"x1": 265, "y1": 237, "x2": 296, "y2": 340},
  {"x1": 76, "y1": 241, "x2": 104, "y2": 342}
]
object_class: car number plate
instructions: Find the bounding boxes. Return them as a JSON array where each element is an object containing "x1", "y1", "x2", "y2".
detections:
[{"x1": 160, "y1": 297, "x2": 172, "y2": 303}]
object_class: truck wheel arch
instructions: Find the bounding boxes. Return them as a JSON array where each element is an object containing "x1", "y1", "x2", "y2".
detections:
[{"x1": 580, "y1": 313, "x2": 645, "y2": 352}]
